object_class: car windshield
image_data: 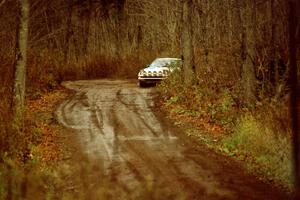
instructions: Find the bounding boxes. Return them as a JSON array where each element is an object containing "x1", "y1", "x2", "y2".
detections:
[{"x1": 148, "y1": 59, "x2": 180, "y2": 68}]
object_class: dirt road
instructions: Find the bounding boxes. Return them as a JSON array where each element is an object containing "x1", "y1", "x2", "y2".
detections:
[{"x1": 56, "y1": 79, "x2": 289, "y2": 199}]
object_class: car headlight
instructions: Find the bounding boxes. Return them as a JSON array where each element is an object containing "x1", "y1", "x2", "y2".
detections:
[
  {"x1": 163, "y1": 69, "x2": 169, "y2": 75},
  {"x1": 139, "y1": 70, "x2": 145, "y2": 76}
]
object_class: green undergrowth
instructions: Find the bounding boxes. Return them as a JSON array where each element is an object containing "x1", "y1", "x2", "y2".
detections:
[
  {"x1": 222, "y1": 114, "x2": 293, "y2": 188},
  {"x1": 158, "y1": 70, "x2": 293, "y2": 190}
]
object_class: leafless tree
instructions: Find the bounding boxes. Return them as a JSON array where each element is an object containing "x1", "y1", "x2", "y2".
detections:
[
  {"x1": 240, "y1": 0, "x2": 257, "y2": 104},
  {"x1": 289, "y1": 0, "x2": 300, "y2": 196},
  {"x1": 181, "y1": 0, "x2": 195, "y2": 85},
  {"x1": 12, "y1": 0, "x2": 29, "y2": 131}
]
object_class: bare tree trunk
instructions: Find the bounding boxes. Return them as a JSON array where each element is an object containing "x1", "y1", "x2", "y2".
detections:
[
  {"x1": 226, "y1": 0, "x2": 233, "y2": 48},
  {"x1": 240, "y1": 0, "x2": 256, "y2": 104},
  {"x1": 137, "y1": 25, "x2": 142, "y2": 60},
  {"x1": 289, "y1": 0, "x2": 300, "y2": 196},
  {"x1": 115, "y1": 0, "x2": 126, "y2": 58},
  {"x1": 270, "y1": 0, "x2": 280, "y2": 98},
  {"x1": 181, "y1": 0, "x2": 195, "y2": 85},
  {"x1": 203, "y1": 0, "x2": 210, "y2": 71},
  {"x1": 63, "y1": 0, "x2": 73, "y2": 64},
  {"x1": 83, "y1": 0, "x2": 92, "y2": 57},
  {"x1": 232, "y1": 0, "x2": 242, "y2": 76},
  {"x1": 12, "y1": 0, "x2": 29, "y2": 131}
]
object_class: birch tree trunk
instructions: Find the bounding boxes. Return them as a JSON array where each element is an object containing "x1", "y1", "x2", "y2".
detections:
[
  {"x1": 181, "y1": 0, "x2": 195, "y2": 85},
  {"x1": 12, "y1": 0, "x2": 29, "y2": 131}
]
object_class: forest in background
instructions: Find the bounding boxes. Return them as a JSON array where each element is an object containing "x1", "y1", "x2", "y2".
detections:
[{"x1": 0, "y1": 0, "x2": 299, "y2": 196}]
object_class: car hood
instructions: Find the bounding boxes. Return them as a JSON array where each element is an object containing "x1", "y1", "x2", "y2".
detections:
[{"x1": 142, "y1": 67, "x2": 169, "y2": 73}]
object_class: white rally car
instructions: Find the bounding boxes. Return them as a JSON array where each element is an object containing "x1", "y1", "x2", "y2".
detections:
[{"x1": 138, "y1": 58, "x2": 182, "y2": 87}]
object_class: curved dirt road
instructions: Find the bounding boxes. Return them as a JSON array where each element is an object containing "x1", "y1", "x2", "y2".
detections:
[{"x1": 56, "y1": 80, "x2": 289, "y2": 199}]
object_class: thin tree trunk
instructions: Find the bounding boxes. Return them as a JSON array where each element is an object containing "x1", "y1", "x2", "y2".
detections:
[
  {"x1": 63, "y1": 0, "x2": 73, "y2": 64},
  {"x1": 137, "y1": 25, "x2": 142, "y2": 60},
  {"x1": 270, "y1": 0, "x2": 280, "y2": 98},
  {"x1": 83, "y1": 0, "x2": 92, "y2": 57},
  {"x1": 115, "y1": 0, "x2": 126, "y2": 58},
  {"x1": 232, "y1": 0, "x2": 242, "y2": 76},
  {"x1": 181, "y1": 0, "x2": 195, "y2": 85},
  {"x1": 227, "y1": 0, "x2": 233, "y2": 46},
  {"x1": 12, "y1": 0, "x2": 29, "y2": 130},
  {"x1": 240, "y1": 0, "x2": 256, "y2": 104},
  {"x1": 289, "y1": 0, "x2": 300, "y2": 196},
  {"x1": 203, "y1": 0, "x2": 210, "y2": 71}
]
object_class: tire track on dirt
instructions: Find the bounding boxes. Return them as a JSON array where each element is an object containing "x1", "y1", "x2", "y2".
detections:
[
  {"x1": 116, "y1": 89, "x2": 159, "y2": 136},
  {"x1": 55, "y1": 80, "x2": 290, "y2": 200}
]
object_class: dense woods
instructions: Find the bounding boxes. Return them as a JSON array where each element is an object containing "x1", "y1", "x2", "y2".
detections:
[
  {"x1": 0, "y1": 0, "x2": 299, "y2": 197},
  {"x1": 0, "y1": 0, "x2": 298, "y2": 83}
]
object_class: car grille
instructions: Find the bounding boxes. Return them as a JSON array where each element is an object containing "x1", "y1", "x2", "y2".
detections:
[
  {"x1": 140, "y1": 75, "x2": 164, "y2": 78},
  {"x1": 139, "y1": 69, "x2": 170, "y2": 79},
  {"x1": 144, "y1": 71, "x2": 164, "y2": 76}
]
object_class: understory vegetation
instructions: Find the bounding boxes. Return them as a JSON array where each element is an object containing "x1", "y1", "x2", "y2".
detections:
[{"x1": 158, "y1": 70, "x2": 293, "y2": 189}]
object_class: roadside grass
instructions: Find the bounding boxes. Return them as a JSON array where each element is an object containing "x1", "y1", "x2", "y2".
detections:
[
  {"x1": 158, "y1": 70, "x2": 293, "y2": 190},
  {"x1": 222, "y1": 113, "x2": 293, "y2": 188}
]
